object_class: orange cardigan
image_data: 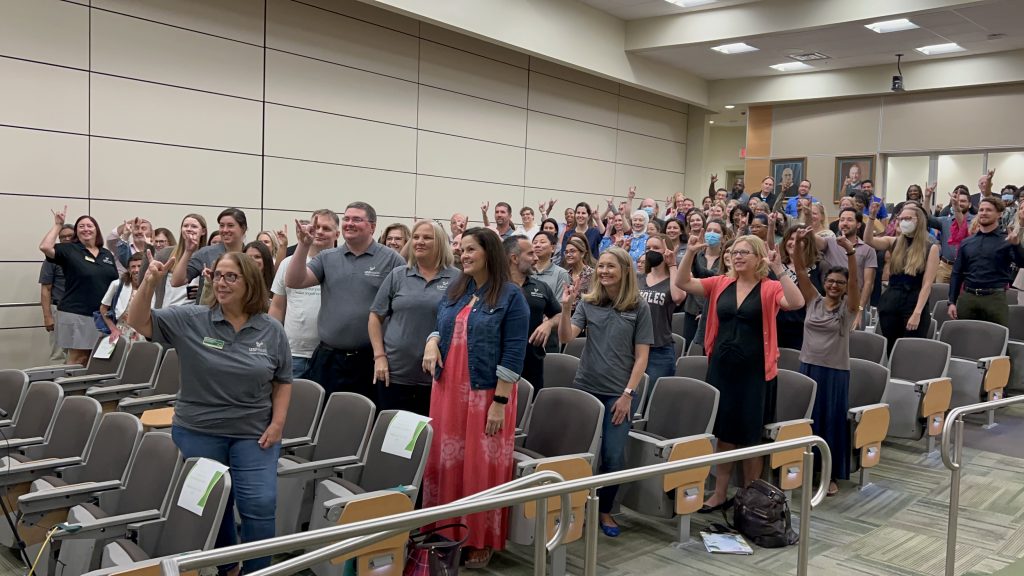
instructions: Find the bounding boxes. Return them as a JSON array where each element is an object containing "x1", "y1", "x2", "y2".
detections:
[{"x1": 699, "y1": 275, "x2": 784, "y2": 381}]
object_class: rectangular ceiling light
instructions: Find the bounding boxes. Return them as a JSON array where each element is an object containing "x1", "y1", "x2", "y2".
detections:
[
  {"x1": 916, "y1": 42, "x2": 966, "y2": 55},
  {"x1": 711, "y1": 42, "x2": 759, "y2": 55},
  {"x1": 770, "y1": 62, "x2": 813, "y2": 72},
  {"x1": 666, "y1": 0, "x2": 717, "y2": 6},
  {"x1": 865, "y1": 18, "x2": 919, "y2": 33}
]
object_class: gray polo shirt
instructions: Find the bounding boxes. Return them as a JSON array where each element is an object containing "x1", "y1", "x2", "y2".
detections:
[
  {"x1": 571, "y1": 299, "x2": 654, "y2": 396},
  {"x1": 308, "y1": 241, "x2": 404, "y2": 350},
  {"x1": 532, "y1": 262, "x2": 570, "y2": 302},
  {"x1": 186, "y1": 243, "x2": 227, "y2": 282},
  {"x1": 370, "y1": 264, "x2": 459, "y2": 387},
  {"x1": 819, "y1": 235, "x2": 877, "y2": 288},
  {"x1": 151, "y1": 305, "x2": 292, "y2": 438}
]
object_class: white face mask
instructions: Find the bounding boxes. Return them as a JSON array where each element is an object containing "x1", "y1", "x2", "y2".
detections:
[{"x1": 899, "y1": 220, "x2": 916, "y2": 236}]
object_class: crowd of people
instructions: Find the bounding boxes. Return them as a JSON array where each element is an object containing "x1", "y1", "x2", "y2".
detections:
[{"x1": 33, "y1": 166, "x2": 1024, "y2": 572}]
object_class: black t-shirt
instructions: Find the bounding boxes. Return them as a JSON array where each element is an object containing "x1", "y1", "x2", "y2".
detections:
[
  {"x1": 519, "y1": 277, "x2": 561, "y2": 386},
  {"x1": 50, "y1": 242, "x2": 119, "y2": 316},
  {"x1": 638, "y1": 274, "x2": 675, "y2": 348}
]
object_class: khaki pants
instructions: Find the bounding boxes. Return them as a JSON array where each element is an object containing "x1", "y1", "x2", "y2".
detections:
[
  {"x1": 936, "y1": 260, "x2": 953, "y2": 284},
  {"x1": 47, "y1": 304, "x2": 66, "y2": 363}
]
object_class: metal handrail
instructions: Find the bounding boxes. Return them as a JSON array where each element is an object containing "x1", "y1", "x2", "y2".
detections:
[
  {"x1": 940, "y1": 395, "x2": 1024, "y2": 576},
  {"x1": 0, "y1": 302, "x2": 39, "y2": 309},
  {"x1": 160, "y1": 435, "x2": 831, "y2": 576}
]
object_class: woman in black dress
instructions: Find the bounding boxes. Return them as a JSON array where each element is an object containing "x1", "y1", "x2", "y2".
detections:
[{"x1": 675, "y1": 233, "x2": 805, "y2": 511}]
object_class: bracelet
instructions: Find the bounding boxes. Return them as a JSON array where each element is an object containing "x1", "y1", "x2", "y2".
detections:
[
  {"x1": 492, "y1": 395, "x2": 509, "y2": 405},
  {"x1": 846, "y1": 251, "x2": 856, "y2": 256},
  {"x1": 373, "y1": 353, "x2": 386, "y2": 360}
]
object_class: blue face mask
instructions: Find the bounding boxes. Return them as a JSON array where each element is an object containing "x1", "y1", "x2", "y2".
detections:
[
  {"x1": 704, "y1": 231, "x2": 722, "y2": 246},
  {"x1": 1003, "y1": 194, "x2": 1016, "y2": 203},
  {"x1": 643, "y1": 206, "x2": 655, "y2": 218}
]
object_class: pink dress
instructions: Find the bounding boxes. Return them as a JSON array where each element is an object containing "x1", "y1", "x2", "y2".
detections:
[{"x1": 422, "y1": 304, "x2": 518, "y2": 551}]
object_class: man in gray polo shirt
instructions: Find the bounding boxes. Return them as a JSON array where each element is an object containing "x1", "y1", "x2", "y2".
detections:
[
  {"x1": 286, "y1": 201, "x2": 403, "y2": 401},
  {"x1": 813, "y1": 207, "x2": 877, "y2": 329}
]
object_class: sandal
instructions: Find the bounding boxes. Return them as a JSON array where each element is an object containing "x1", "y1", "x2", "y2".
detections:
[
  {"x1": 827, "y1": 482, "x2": 839, "y2": 497},
  {"x1": 464, "y1": 547, "x2": 494, "y2": 570}
]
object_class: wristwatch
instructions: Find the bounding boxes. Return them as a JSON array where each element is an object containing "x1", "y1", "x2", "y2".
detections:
[
  {"x1": 622, "y1": 388, "x2": 635, "y2": 398},
  {"x1": 492, "y1": 395, "x2": 509, "y2": 405}
]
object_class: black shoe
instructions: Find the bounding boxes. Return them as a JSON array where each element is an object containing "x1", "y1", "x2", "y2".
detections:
[{"x1": 698, "y1": 497, "x2": 734, "y2": 514}]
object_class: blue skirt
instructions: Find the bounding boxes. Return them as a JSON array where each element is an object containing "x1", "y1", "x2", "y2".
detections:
[{"x1": 800, "y1": 362, "x2": 851, "y2": 481}]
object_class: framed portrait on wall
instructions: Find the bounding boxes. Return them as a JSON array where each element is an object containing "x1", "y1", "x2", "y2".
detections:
[
  {"x1": 769, "y1": 158, "x2": 806, "y2": 202},
  {"x1": 833, "y1": 156, "x2": 876, "y2": 203}
]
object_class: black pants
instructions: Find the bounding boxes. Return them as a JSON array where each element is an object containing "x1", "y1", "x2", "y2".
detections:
[
  {"x1": 377, "y1": 382, "x2": 432, "y2": 416},
  {"x1": 681, "y1": 311, "x2": 700, "y2": 349},
  {"x1": 308, "y1": 344, "x2": 376, "y2": 405},
  {"x1": 959, "y1": 291, "x2": 1009, "y2": 327},
  {"x1": 877, "y1": 284, "x2": 929, "y2": 353}
]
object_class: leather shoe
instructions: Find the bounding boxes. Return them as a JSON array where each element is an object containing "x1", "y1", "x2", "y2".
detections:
[{"x1": 698, "y1": 497, "x2": 734, "y2": 514}]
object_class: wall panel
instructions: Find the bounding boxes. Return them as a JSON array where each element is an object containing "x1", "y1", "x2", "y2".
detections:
[
  {"x1": 0, "y1": 127, "x2": 88, "y2": 198},
  {"x1": 0, "y1": 0, "x2": 89, "y2": 68}
]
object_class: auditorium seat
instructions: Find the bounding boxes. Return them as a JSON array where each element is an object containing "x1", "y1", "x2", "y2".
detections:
[
  {"x1": 764, "y1": 369, "x2": 817, "y2": 491},
  {"x1": 96, "y1": 458, "x2": 231, "y2": 572},
  {"x1": 671, "y1": 312, "x2": 686, "y2": 338},
  {"x1": 885, "y1": 338, "x2": 952, "y2": 453},
  {"x1": 932, "y1": 300, "x2": 952, "y2": 333},
  {"x1": 0, "y1": 381, "x2": 64, "y2": 457},
  {"x1": 281, "y1": 378, "x2": 326, "y2": 449},
  {"x1": 1006, "y1": 305, "x2": 1024, "y2": 395},
  {"x1": 620, "y1": 377, "x2": 718, "y2": 542},
  {"x1": 850, "y1": 330, "x2": 887, "y2": 364},
  {"x1": 939, "y1": 320, "x2": 1011, "y2": 426},
  {"x1": 0, "y1": 369, "x2": 28, "y2": 427},
  {"x1": 634, "y1": 374, "x2": 650, "y2": 419},
  {"x1": 778, "y1": 347, "x2": 802, "y2": 373},
  {"x1": 543, "y1": 353, "x2": 580, "y2": 388},
  {"x1": 928, "y1": 282, "x2": 950, "y2": 316},
  {"x1": 516, "y1": 377, "x2": 535, "y2": 441},
  {"x1": 562, "y1": 337, "x2": 586, "y2": 359},
  {"x1": 308, "y1": 410, "x2": 432, "y2": 576},
  {"x1": 507, "y1": 387, "x2": 603, "y2": 548},
  {"x1": 83, "y1": 342, "x2": 164, "y2": 408},
  {"x1": 0, "y1": 396, "x2": 101, "y2": 478},
  {"x1": 687, "y1": 341, "x2": 704, "y2": 356},
  {"x1": 847, "y1": 359, "x2": 891, "y2": 487},
  {"x1": 46, "y1": 431, "x2": 183, "y2": 576},
  {"x1": 25, "y1": 336, "x2": 129, "y2": 385},
  {"x1": 116, "y1": 349, "x2": 180, "y2": 415},
  {"x1": 672, "y1": 333, "x2": 686, "y2": 359},
  {"x1": 675, "y1": 355, "x2": 708, "y2": 381},
  {"x1": 54, "y1": 338, "x2": 146, "y2": 395},
  {"x1": 277, "y1": 392, "x2": 375, "y2": 536}
]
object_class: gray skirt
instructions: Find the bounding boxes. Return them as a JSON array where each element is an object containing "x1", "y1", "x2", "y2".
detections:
[{"x1": 56, "y1": 311, "x2": 101, "y2": 351}]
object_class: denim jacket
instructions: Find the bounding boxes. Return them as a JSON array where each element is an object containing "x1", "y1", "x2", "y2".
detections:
[{"x1": 432, "y1": 279, "x2": 529, "y2": 390}]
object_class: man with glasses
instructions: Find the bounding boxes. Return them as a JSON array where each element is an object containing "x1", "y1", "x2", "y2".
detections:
[
  {"x1": 286, "y1": 202, "x2": 403, "y2": 401},
  {"x1": 40, "y1": 225, "x2": 76, "y2": 362},
  {"x1": 812, "y1": 207, "x2": 877, "y2": 329}
]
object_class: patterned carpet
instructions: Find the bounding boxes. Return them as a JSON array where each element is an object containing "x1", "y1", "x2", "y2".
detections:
[{"x1": 4, "y1": 407, "x2": 1024, "y2": 575}]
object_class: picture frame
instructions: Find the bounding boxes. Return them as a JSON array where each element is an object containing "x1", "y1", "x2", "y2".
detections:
[
  {"x1": 833, "y1": 156, "x2": 876, "y2": 203},
  {"x1": 769, "y1": 158, "x2": 806, "y2": 204}
]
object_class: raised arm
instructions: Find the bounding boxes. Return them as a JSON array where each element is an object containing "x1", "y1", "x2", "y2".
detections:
[
  {"x1": 791, "y1": 229, "x2": 819, "y2": 306},
  {"x1": 769, "y1": 249, "x2": 804, "y2": 311},
  {"x1": 557, "y1": 280, "x2": 584, "y2": 344},
  {"x1": 863, "y1": 202, "x2": 894, "y2": 251},
  {"x1": 674, "y1": 235, "x2": 708, "y2": 297},
  {"x1": 480, "y1": 201, "x2": 491, "y2": 228},
  {"x1": 836, "y1": 236, "x2": 861, "y2": 314},
  {"x1": 284, "y1": 219, "x2": 320, "y2": 289},
  {"x1": 127, "y1": 254, "x2": 175, "y2": 340},
  {"x1": 169, "y1": 232, "x2": 199, "y2": 288},
  {"x1": 39, "y1": 206, "x2": 67, "y2": 260}
]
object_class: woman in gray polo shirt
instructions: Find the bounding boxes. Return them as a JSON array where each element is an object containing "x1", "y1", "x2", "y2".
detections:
[
  {"x1": 128, "y1": 251, "x2": 292, "y2": 575},
  {"x1": 369, "y1": 220, "x2": 458, "y2": 415}
]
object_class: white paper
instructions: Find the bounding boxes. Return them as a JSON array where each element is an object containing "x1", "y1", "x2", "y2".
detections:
[
  {"x1": 177, "y1": 458, "x2": 229, "y2": 516},
  {"x1": 93, "y1": 338, "x2": 116, "y2": 360},
  {"x1": 380, "y1": 411, "x2": 431, "y2": 460}
]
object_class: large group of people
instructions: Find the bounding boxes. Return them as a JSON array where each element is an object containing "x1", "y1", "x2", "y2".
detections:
[{"x1": 32, "y1": 166, "x2": 1024, "y2": 572}]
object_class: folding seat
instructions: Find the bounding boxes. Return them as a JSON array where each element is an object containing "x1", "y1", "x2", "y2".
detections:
[
  {"x1": 0, "y1": 369, "x2": 28, "y2": 427},
  {"x1": 672, "y1": 333, "x2": 686, "y2": 359},
  {"x1": 847, "y1": 359, "x2": 890, "y2": 487},
  {"x1": 675, "y1": 355, "x2": 708, "y2": 381},
  {"x1": 849, "y1": 330, "x2": 887, "y2": 364},
  {"x1": 82, "y1": 342, "x2": 164, "y2": 408},
  {"x1": 885, "y1": 338, "x2": 952, "y2": 452},
  {"x1": 53, "y1": 339, "x2": 149, "y2": 396},
  {"x1": 0, "y1": 381, "x2": 64, "y2": 458},
  {"x1": 1006, "y1": 305, "x2": 1024, "y2": 395},
  {"x1": 91, "y1": 458, "x2": 230, "y2": 572},
  {"x1": 932, "y1": 300, "x2": 953, "y2": 334},
  {"x1": 778, "y1": 347, "x2": 802, "y2": 373},
  {"x1": 0, "y1": 396, "x2": 102, "y2": 478},
  {"x1": 939, "y1": 320, "x2": 1011, "y2": 427},
  {"x1": 24, "y1": 336, "x2": 129, "y2": 385},
  {"x1": 671, "y1": 312, "x2": 686, "y2": 338},
  {"x1": 620, "y1": 377, "x2": 718, "y2": 542},
  {"x1": 562, "y1": 337, "x2": 586, "y2": 359},
  {"x1": 116, "y1": 349, "x2": 180, "y2": 416},
  {"x1": 926, "y1": 318, "x2": 938, "y2": 340},
  {"x1": 543, "y1": 353, "x2": 580, "y2": 388},
  {"x1": 516, "y1": 378, "x2": 535, "y2": 437},
  {"x1": 280, "y1": 378, "x2": 326, "y2": 449},
  {"x1": 277, "y1": 392, "x2": 375, "y2": 536},
  {"x1": 686, "y1": 341, "x2": 704, "y2": 356},
  {"x1": 308, "y1": 410, "x2": 432, "y2": 576},
  {"x1": 928, "y1": 282, "x2": 950, "y2": 316},
  {"x1": 764, "y1": 369, "x2": 817, "y2": 492},
  {"x1": 14, "y1": 412, "x2": 142, "y2": 572},
  {"x1": 44, "y1": 431, "x2": 183, "y2": 576}
]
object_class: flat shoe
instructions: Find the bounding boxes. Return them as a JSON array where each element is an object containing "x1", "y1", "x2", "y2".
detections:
[
  {"x1": 599, "y1": 522, "x2": 621, "y2": 537},
  {"x1": 464, "y1": 548, "x2": 493, "y2": 570},
  {"x1": 699, "y1": 497, "x2": 734, "y2": 514}
]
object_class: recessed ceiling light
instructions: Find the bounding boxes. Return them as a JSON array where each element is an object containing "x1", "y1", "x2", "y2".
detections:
[
  {"x1": 666, "y1": 0, "x2": 717, "y2": 6},
  {"x1": 711, "y1": 42, "x2": 759, "y2": 55},
  {"x1": 709, "y1": 120, "x2": 715, "y2": 124},
  {"x1": 770, "y1": 62, "x2": 813, "y2": 72},
  {"x1": 865, "y1": 18, "x2": 919, "y2": 33},
  {"x1": 916, "y1": 43, "x2": 966, "y2": 55},
  {"x1": 724, "y1": 105, "x2": 735, "y2": 109}
]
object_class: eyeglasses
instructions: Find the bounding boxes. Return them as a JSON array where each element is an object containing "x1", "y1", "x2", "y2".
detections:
[
  {"x1": 212, "y1": 271, "x2": 240, "y2": 284},
  {"x1": 731, "y1": 249, "x2": 754, "y2": 257},
  {"x1": 342, "y1": 216, "x2": 368, "y2": 224},
  {"x1": 824, "y1": 279, "x2": 848, "y2": 286}
]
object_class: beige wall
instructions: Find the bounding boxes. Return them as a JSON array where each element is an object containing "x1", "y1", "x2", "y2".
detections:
[
  {"x1": 706, "y1": 126, "x2": 746, "y2": 189},
  {"x1": 762, "y1": 83, "x2": 1024, "y2": 212},
  {"x1": 0, "y1": 0, "x2": 688, "y2": 369}
]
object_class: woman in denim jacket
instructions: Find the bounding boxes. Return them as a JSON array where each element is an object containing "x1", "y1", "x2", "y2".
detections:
[{"x1": 421, "y1": 227, "x2": 528, "y2": 569}]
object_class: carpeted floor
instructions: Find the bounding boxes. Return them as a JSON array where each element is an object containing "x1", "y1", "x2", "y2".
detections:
[{"x1": 5, "y1": 405, "x2": 1024, "y2": 576}]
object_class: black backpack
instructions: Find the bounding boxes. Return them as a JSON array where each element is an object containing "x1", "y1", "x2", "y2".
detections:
[{"x1": 730, "y1": 479, "x2": 799, "y2": 548}]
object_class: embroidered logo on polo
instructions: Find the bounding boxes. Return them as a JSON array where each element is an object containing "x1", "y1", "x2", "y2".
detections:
[
  {"x1": 530, "y1": 288, "x2": 544, "y2": 299},
  {"x1": 437, "y1": 280, "x2": 450, "y2": 291},
  {"x1": 249, "y1": 341, "x2": 268, "y2": 355},
  {"x1": 364, "y1": 265, "x2": 382, "y2": 278}
]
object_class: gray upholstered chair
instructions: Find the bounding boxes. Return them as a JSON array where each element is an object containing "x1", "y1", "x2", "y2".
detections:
[
  {"x1": 24, "y1": 336, "x2": 129, "y2": 384},
  {"x1": 675, "y1": 355, "x2": 708, "y2": 381},
  {"x1": 778, "y1": 347, "x2": 802, "y2": 373},
  {"x1": 849, "y1": 330, "x2": 887, "y2": 365},
  {"x1": 116, "y1": 349, "x2": 180, "y2": 415},
  {"x1": 847, "y1": 359, "x2": 891, "y2": 487},
  {"x1": 0, "y1": 369, "x2": 28, "y2": 428},
  {"x1": 0, "y1": 381, "x2": 64, "y2": 458},
  {"x1": 939, "y1": 320, "x2": 1011, "y2": 426},
  {"x1": 543, "y1": 353, "x2": 579, "y2": 388},
  {"x1": 562, "y1": 337, "x2": 586, "y2": 359},
  {"x1": 281, "y1": 378, "x2": 326, "y2": 449},
  {"x1": 885, "y1": 337, "x2": 952, "y2": 452},
  {"x1": 764, "y1": 369, "x2": 817, "y2": 492},
  {"x1": 84, "y1": 342, "x2": 165, "y2": 407}
]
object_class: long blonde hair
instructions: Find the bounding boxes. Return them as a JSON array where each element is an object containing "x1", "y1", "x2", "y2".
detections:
[
  {"x1": 583, "y1": 247, "x2": 641, "y2": 312},
  {"x1": 889, "y1": 205, "x2": 929, "y2": 275},
  {"x1": 729, "y1": 235, "x2": 770, "y2": 279}
]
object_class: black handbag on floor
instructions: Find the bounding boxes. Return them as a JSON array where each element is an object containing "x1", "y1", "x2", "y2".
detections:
[
  {"x1": 731, "y1": 479, "x2": 799, "y2": 548},
  {"x1": 403, "y1": 523, "x2": 469, "y2": 576}
]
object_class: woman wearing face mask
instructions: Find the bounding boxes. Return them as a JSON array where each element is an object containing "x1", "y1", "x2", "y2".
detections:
[
  {"x1": 99, "y1": 252, "x2": 147, "y2": 343},
  {"x1": 638, "y1": 234, "x2": 686, "y2": 391},
  {"x1": 679, "y1": 220, "x2": 727, "y2": 350},
  {"x1": 865, "y1": 203, "x2": 939, "y2": 352}
]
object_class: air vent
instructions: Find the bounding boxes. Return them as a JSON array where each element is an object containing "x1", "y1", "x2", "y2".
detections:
[{"x1": 788, "y1": 52, "x2": 831, "y2": 61}]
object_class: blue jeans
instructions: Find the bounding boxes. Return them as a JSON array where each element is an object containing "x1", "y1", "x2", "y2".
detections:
[
  {"x1": 591, "y1": 392, "x2": 639, "y2": 513},
  {"x1": 644, "y1": 344, "x2": 677, "y2": 403},
  {"x1": 172, "y1": 425, "x2": 280, "y2": 574},
  {"x1": 292, "y1": 356, "x2": 311, "y2": 380}
]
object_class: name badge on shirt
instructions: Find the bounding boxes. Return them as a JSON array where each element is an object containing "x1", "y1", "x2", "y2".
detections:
[
  {"x1": 202, "y1": 337, "x2": 226, "y2": 350},
  {"x1": 84, "y1": 255, "x2": 95, "y2": 263}
]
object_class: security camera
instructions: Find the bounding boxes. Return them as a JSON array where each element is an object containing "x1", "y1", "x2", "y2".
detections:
[{"x1": 891, "y1": 75, "x2": 905, "y2": 92}]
